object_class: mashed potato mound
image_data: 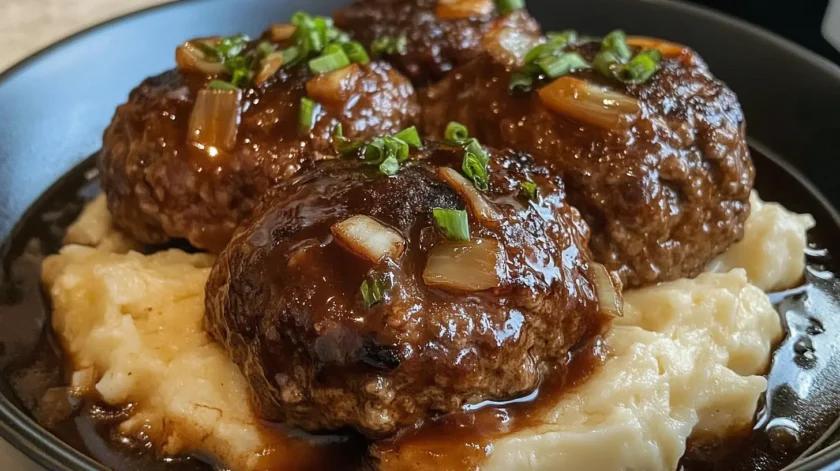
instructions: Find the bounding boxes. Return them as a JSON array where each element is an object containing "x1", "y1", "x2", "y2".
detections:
[
  {"x1": 42, "y1": 193, "x2": 809, "y2": 470},
  {"x1": 708, "y1": 192, "x2": 815, "y2": 291}
]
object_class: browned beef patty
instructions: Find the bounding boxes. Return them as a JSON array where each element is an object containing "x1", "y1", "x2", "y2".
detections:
[
  {"x1": 333, "y1": 0, "x2": 540, "y2": 85},
  {"x1": 204, "y1": 145, "x2": 612, "y2": 437},
  {"x1": 422, "y1": 39, "x2": 754, "y2": 287},
  {"x1": 100, "y1": 50, "x2": 418, "y2": 252}
]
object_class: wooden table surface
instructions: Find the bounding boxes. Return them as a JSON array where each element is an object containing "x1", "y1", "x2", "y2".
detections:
[{"x1": 1, "y1": 1, "x2": 174, "y2": 467}]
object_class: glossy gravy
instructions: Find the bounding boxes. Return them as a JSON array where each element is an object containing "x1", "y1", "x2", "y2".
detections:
[{"x1": 1, "y1": 146, "x2": 839, "y2": 471}]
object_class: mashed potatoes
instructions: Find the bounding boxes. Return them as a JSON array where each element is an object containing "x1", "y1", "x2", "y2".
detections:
[{"x1": 42, "y1": 192, "x2": 809, "y2": 471}]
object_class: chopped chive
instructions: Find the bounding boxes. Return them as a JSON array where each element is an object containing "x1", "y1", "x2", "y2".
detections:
[
  {"x1": 462, "y1": 152, "x2": 489, "y2": 191},
  {"x1": 360, "y1": 277, "x2": 385, "y2": 307},
  {"x1": 495, "y1": 0, "x2": 525, "y2": 15},
  {"x1": 332, "y1": 124, "x2": 363, "y2": 154},
  {"x1": 432, "y1": 209, "x2": 470, "y2": 242},
  {"x1": 343, "y1": 41, "x2": 370, "y2": 64},
  {"x1": 379, "y1": 155, "x2": 400, "y2": 175},
  {"x1": 299, "y1": 97, "x2": 317, "y2": 133},
  {"x1": 392, "y1": 126, "x2": 422, "y2": 149},
  {"x1": 309, "y1": 49, "x2": 351, "y2": 74},
  {"x1": 208, "y1": 80, "x2": 239, "y2": 91},
  {"x1": 519, "y1": 181, "x2": 538, "y2": 201},
  {"x1": 615, "y1": 48, "x2": 662, "y2": 83},
  {"x1": 601, "y1": 30, "x2": 632, "y2": 61},
  {"x1": 536, "y1": 52, "x2": 590, "y2": 79},
  {"x1": 443, "y1": 122, "x2": 469, "y2": 144}
]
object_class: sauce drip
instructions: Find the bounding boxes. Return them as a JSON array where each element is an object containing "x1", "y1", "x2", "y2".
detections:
[{"x1": 1, "y1": 145, "x2": 839, "y2": 470}]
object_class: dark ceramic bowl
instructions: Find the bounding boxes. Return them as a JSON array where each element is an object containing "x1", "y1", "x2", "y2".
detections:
[{"x1": 2, "y1": 0, "x2": 840, "y2": 470}]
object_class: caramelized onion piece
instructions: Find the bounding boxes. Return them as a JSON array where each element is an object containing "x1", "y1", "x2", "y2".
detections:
[
  {"x1": 538, "y1": 76, "x2": 641, "y2": 130},
  {"x1": 188, "y1": 89, "x2": 242, "y2": 152},
  {"x1": 175, "y1": 39, "x2": 226, "y2": 75},
  {"x1": 306, "y1": 63, "x2": 362, "y2": 105},
  {"x1": 591, "y1": 262, "x2": 623, "y2": 317},
  {"x1": 435, "y1": 0, "x2": 494, "y2": 20},
  {"x1": 331, "y1": 215, "x2": 406, "y2": 264},
  {"x1": 270, "y1": 23, "x2": 296, "y2": 41},
  {"x1": 255, "y1": 51, "x2": 286, "y2": 86},
  {"x1": 437, "y1": 167, "x2": 502, "y2": 226},
  {"x1": 627, "y1": 36, "x2": 691, "y2": 58},
  {"x1": 424, "y1": 238, "x2": 501, "y2": 292}
]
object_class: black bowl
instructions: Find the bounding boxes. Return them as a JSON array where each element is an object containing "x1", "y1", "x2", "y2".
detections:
[{"x1": 2, "y1": 0, "x2": 840, "y2": 470}]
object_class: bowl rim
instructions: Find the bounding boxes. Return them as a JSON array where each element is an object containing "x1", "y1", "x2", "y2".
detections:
[{"x1": 1, "y1": 0, "x2": 840, "y2": 470}]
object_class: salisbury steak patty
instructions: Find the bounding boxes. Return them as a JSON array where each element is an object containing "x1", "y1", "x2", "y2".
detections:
[
  {"x1": 422, "y1": 33, "x2": 754, "y2": 287},
  {"x1": 333, "y1": 0, "x2": 540, "y2": 85},
  {"x1": 100, "y1": 27, "x2": 418, "y2": 252},
  {"x1": 205, "y1": 145, "x2": 614, "y2": 437}
]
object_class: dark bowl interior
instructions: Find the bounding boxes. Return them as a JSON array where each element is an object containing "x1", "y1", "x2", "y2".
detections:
[{"x1": 1, "y1": 0, "x2": 840, "y2": 469}]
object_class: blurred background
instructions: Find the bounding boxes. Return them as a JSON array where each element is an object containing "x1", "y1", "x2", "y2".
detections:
[{"x1": 1, "y1": 0, "x2": 839, "y2": 72}]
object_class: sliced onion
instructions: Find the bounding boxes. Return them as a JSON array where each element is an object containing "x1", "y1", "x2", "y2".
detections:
[
  {"x1": 423, "y1": 238, "x2": 501, "y2": 292},
  {"x1": 305, "y1": 63, "x2": 362, "y2": 105},
  {"x1": 435, "y1": 0, "x2": 494, "y2": 20},
  {"x1": 538, "y1": 76, "x2": 641, "y2": 130},
  {"x1": 270, "y1": 23, "x2": 296, "y2": 41},
  {"x1": 437, "y1": 167, "x2": 502, "y2": 226},
  {"x1": 175, "y1": 39, "x2": 225, "y2": 75},
  {"x1": 626, "y1": 36, "x2": 691, "y2": 58},
  {"x1": 188, "y1": 89, "x2": 242, "y2": 152},
  {"x1": 255, "y1": 51, "x2": 286, "y2": 86},
  {"x1": 590, "y1": 262, "x2": 623, "y2": 317},
  {"x1": 331, "y1": 215, "x2": 406, "y2": 264}
]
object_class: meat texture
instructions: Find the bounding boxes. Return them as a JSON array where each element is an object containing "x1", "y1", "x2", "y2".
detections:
[
  {"x1": 422, "y1": 34, "x2": 754, "y2": 287},
  {"x1": 205, "y1": 144, "x2": 613, "y2": 437},
  {"x1": 334, "y1": 0, "x2": 540, "y2": 85},
  {"x1": 100, "y1": 32, "x2": 419, "y2": 252}
]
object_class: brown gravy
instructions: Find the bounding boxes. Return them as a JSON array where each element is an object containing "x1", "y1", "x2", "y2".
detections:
[{"x1": 1, "y1": 145, "x2": 840, "y2": 471}]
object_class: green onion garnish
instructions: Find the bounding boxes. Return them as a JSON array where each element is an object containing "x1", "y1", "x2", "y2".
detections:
[
  {"x1": 343, "y1": 41, "x2": 370, "y2": 64},
  {"x1": 256, "y1": 41, "x2": 276, "y2": 58},
  {"x1": 546, "y1": 30, "x2": 578, "y2": 45},
  {"x1": 309, "y1": 49, "x2": 351, "y2": 74},
  {"x1": 379, "y1": 155, "x2": 400, "y2": 175},
  {"x1": 462, "y1": 152, "x2": 490, "y2": 191},
  {"x1": 601, "y1": 30, "x2": 632, "y2": 61},
  {"x1": 432, "y1": 209, "x2": 470, "y2": 242},
  {"x1": 299, "y1": 97, "x2": 317, "y2": 133},
  {"x1": 392, "y1": 126, "x2": 422, "y2": 149},
  {"x1": 536, "y1": 52, "x2": 590, "y2": 79},
  {"x1": 615, "y1": 48, "x2": 662, "y2": 83},
  {"x1": 519, "y1": 181, "x2": 538, "y2": 201},
  {"x1": 443, "y1": 121, "x2": 469, "y2": 144},
  {"x1": 509, "y1": 71, "x2": 535, "y2": 93},
  {"x1": 593, "y1": 50, "x2": 621, "y2": 78},
  {"x1": 495, "y1": 0, "x2": 525, "y2": 15},
  {"x1": 360, "y1": 277, "x2": 386, "y2": 307},
  {"x1": 371, "y1": 36, "x2": 408, "y2": 56},
  {"x1": 332, "y1": 124, "x2": 364, "y2": 154},
  {"x1": 208, "y1": 80, "x2": 239, "y2": 91},
  {"x1": 384, "y1": 136, "x2": 410, "y2": 163}
]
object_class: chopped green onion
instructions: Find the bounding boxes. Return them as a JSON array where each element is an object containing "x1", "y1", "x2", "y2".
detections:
[
  {"x1": 392, "y1": 126, "x2": 422, "y2": 149},
  {"x1": 495, "y1": 0, "x2": 525, "y2": 15},
  {"x1": 256, "y1": 41, "x2": 276, "y2": 58},
  {"x1": 299, "y1": 97, "x2": 317, "y2": 133},
  {"x1": 432, "y1": 209, "x2": 470, "y2": 242},
  {"x1": 332, "y1": 124, "x2": 363, "y2": 154},
  {"x1": 379, "y1": 155, "x2": 400, "y2": 175},
  {"x1": 523, "y1": 42, "x2": 556, "y2": 65},
  {"x1": 208, "y1": 80, "x2": 239, "y2": 91},
  {"x1": 309, "y1": 49, "x2": 351, "y2": 74},
  {"x1": 364, "y1": 139, "x2": 386, "y2": 165},
  {"x1": 509, "y1": 71, "x2": 535, "y2": 93},
  {"x1": 546, "y1": 30, "x2": 578, "y2": 46},
  {"x1": 593, "y1": 50, "x2": 621, "y2": 78},
  {"x1": 371, "y1": 35, "x2": 408, "y2": 56},
  {"x1": 601, "y1": 30, "x2": 632, "y2": 61},
  {"x1": 519, "y1": 181, "x2": 538, "y2": 201},
  {"x1": 536, "y1": 52, "x2": 590, "y2": 79},
  {"x1": 615, "y1": 48, "x2": 662, "y2": 83},
  {"x1": 462, "y1": 152, "x2": 489, "y2": 191},
  {"x1": 384, "y1": 136, "x2": 410, "y2": 162},
  {"x1": 360, "y1": 277, "x2": 386, "y2": 307},
  {"x1": 444, "y1": 122, "x2": 469, "y2": 144},
  {"x1": 281, "y1": 46, "x2": 301, "y2": 65},
  {"x1": 464, "y1": 138, "x2": 488, "y2": 164},
  {"x1": 343, "y1": 41, "x2": 370, "y2": 64}
]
